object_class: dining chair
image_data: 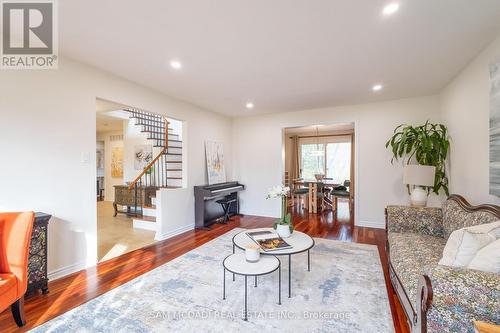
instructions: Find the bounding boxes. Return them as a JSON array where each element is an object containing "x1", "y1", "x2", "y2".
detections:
[
  {"x1": 304, "y1": 181, "x2": 326, "y2": 213},
  {"x1": 292, "y1": 179, "x2": 308, "y2": 210},
  {"x1": 330, "y1": 180, "x2": 353, "y2": 216}
]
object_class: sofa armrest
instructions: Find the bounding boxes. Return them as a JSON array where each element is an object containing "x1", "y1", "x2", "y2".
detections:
[
  {"x1": 386, "y1": 205, "x2": 443, "y2": 237},
  {"x1": 425, "y1": 265, "x2": 500, "y2": 333}
]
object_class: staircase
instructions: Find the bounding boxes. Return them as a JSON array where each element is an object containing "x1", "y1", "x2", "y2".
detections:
[{"x1": 124, "y1": 108, "x2": 183, "y2": 229}]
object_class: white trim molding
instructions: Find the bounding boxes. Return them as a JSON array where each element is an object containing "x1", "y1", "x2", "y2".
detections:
[
  {"x1": 48, "y1": 260, "x2": 90, "y2": 281},
  {"x1": 133, "y1": 219, "x2": 158, "y2": 231},
  {"x1": 357, "y1": 220, "x2": 385, "y2": 229},
  {"x1": 155, "y1": 223, "x2": 194, "y2": 241}
]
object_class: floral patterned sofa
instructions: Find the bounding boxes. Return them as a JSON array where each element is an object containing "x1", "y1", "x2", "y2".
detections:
[{"x1": 385, "y1": 195, "x2": 500, "y2": 333}]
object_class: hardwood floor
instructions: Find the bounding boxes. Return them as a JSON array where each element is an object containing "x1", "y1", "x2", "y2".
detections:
[{"x1": 0, "y1": 201, "x2": 409, "y2": 332}]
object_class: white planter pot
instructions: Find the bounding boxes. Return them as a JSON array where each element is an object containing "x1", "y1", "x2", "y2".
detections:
[{"x1": 276, "y1": 224, "x2": 291, "y2": 238}]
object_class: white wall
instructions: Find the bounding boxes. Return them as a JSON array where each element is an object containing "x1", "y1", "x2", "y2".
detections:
[
  {"x1": 156, "y1": 109, "x2": 234, "y2": 240},
  {"x1": 0, "y1": 57, "x2": 232, "y2": 279},
  {"x1": 96, "y1": 130, "x2": 123, "y2": 202},
  {"x1": 232, "y1": 96, "x2": 441, "y2": 228},
  {"x1": 440, "y1": 34, "x2": 500, "y2": 205}
]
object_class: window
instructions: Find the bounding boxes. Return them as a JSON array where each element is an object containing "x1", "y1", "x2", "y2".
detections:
[
  {"x1": 299, "y1": 135, "x2": 352, "y2": 183},
  {"x1": 300, "y1": 143, "x2": 325, "y2": 180},
  {"x1": 326, "y1": 142, "x2": 351, "y2": 184}
]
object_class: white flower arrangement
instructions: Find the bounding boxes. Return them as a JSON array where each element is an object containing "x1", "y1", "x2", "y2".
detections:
[
  {"x1": 266, "y1": 184, "x2": 293, "y2": 233},
  {"x1": 266, "y1": 185, "x2": 290, "y2": 199}
]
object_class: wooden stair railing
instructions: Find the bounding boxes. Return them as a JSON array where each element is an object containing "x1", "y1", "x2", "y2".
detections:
[
  {"x1": 127, "y1": 116, "x2": 169, "y2": 192},
  {"x1": 120, "y1": 108, "x2": 183, "y2": 217}
]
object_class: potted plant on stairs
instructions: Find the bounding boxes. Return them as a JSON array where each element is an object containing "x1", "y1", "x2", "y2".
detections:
[{"x1": 266, "y1": 185, "x2": 294, "y2": 238}]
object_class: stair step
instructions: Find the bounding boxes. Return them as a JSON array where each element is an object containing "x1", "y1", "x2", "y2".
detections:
[
  {"x1": 132, "y1": 216, "x2": 157, "y2": 231},
  {"x1": 167, "y1": 178, "x2": 183, "y2": 187},
  {"x1": 149, "y1": 134, "x2": 179, "y2": 139},
  {"x1": 165, "y1": 152, "x2": 182, "y2": 156},
  {"x1": 136, "y1": 215, "x2": 155, "y2": 222},
  {"x1": 165, "y1": 155, "x2": 182, "y2": 162},
  {"x1": 167, "y1": 177, "x2": 182, "y2": 179},
  {"x1": 167, "y1": 170, "x2": 182, "y2": 178},
  {"x1": 166, "y1": 169, "x2": 182, "y2": 171},
  {"x1": 142, "y1": 129, "x2": 174, "y2": 135}
]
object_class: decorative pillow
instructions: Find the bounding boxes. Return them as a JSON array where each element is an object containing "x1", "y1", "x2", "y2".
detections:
[
  {"x1": 468, "y1": 238, "x2": 500, "y2": 273},
  {"x1": 439, "y1": 221, "x2": 500, "y2": 267}
]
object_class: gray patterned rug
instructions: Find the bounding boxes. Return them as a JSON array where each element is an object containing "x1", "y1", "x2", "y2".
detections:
[{"x1": 30, "y1": 228, "x2": 394, "y2": 333}]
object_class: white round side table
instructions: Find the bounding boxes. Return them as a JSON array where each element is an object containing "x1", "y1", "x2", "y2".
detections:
[
  {"x1": 222, "y1": 253, "x2": 281, "y2": 321},
  {"x1": 232, "y1": 228, "x2": 315, "y2": 298}
]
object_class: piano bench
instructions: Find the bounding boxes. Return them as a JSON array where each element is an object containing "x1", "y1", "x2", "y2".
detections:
[{"x1": 216, "y1": 198, "x2": 237, "y2": 223}]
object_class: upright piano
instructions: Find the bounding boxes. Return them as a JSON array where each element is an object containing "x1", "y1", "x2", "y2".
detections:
[{"x1": 194, "y1": 181, "x2": 245, "y2": 229}]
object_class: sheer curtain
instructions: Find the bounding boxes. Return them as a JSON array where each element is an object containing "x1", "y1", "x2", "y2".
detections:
[{"x1": 290, "y1": 135, "x2": 300, "y2": 182}]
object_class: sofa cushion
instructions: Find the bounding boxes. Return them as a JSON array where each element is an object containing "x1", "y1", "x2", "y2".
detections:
[
  {"x1": 468, "y1": 238, "x2": 500, "y2": 273},
  {"x1": 442, "y1": 199, "x2": 499, "y2": 240},
  {"x1": 439, "y1": 221, "x2": 500, "y2": 267},
  {"x1": 388, "y1": 232, "x2": 446, "y2": 308}
]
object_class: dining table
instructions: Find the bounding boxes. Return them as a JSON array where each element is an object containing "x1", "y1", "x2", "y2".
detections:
[{"x1": 292, "y1": 179, "x2": 340, "y2": 213}]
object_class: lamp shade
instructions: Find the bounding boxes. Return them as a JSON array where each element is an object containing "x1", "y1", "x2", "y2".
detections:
[{"x1": 403, "y1": 165, "x2": 435, "y2": 187}]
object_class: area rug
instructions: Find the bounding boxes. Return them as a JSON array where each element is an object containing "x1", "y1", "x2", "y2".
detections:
[{"x1": 30, "y1": 228, "x2": 394, "y2": 333}]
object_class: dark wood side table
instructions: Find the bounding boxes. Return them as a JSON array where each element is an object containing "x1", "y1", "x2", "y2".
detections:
[
  {"x1": 26, "y1": 212, "x2": 51, "y2": 296},
  {"x1": 113, "y1": 185, "x2": 156, "y2": 216}
]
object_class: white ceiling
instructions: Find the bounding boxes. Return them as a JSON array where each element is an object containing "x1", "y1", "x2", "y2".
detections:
[
  {"x1": 61, "y1": 1, "x2": 500, "y2": 117},
  {"x1": 96, "y1": 113, "x2": 124, "y2": 133}
]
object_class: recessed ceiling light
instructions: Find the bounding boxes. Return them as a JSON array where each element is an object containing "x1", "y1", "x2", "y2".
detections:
[
  {"x1": 170, "y1": 60, "x2": 182, "y2": 69},
  {"x1": 246, "y1": 102, "x2": 254, "y2": 109},
  {"x1": 372, "y1": 84, "x2": 383, "y2": 91},
  {"x1": 382, "y1": 3, "x2": 399, "y2": 16}
]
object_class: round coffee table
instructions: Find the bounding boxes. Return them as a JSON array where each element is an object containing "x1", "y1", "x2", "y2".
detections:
[
  {"x1": 232, "y1": 228, "x2": 315, "y2": 298},
  {"x1": 222, "y1": 253, "x2": 281, "y2": 321}
]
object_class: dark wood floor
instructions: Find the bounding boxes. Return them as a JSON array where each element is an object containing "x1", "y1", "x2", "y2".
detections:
[{"x1": 0, "y1": 201, "x2": 409, "y2": 332}]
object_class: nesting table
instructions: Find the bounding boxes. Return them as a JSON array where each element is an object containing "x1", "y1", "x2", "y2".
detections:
[
  {"x1": 232, "y1": 228, "x2": 315, "y2": 298},
  {"x1": 222, "y1": 253, "x2": 281, "y2": 321}
]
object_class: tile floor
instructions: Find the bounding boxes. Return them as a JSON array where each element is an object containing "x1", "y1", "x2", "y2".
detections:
[{"x1": 97, "y1": 201, "x2": 156, "y2": 262}]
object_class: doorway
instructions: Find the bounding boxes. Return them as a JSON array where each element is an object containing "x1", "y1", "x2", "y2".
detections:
[
  {"x1": 283, "y1": 123, "x2": 355, "y2": 225},
  {"x1": 95, "y1": 98, "x2": 157, "y2": 262}
]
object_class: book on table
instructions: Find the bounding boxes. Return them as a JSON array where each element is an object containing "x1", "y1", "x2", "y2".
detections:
[{"x1": 246, "y1": 230, "x2": 292, "y2": 251}]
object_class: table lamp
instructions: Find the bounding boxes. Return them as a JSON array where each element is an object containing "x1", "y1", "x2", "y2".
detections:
[{"x1": 403, "y1": 165, "x2": 436, "y2": 207}]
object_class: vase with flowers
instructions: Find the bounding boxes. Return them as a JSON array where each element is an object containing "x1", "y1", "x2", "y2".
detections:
[{"x1": 266, "y1": 185, "x2": 293, "y2": 238}]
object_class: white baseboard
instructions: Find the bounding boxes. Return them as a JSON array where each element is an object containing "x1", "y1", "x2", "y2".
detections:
[
  {"x1": 133, "y1": 219, "x2": 157, "y2": 231},
  {"x1": 48, "y1": 260, "x2": 90, "y2": 281},
  {"x1": 356, "y1": 220, "x2": 385, "y2": 229},
  {"x1": 155, "y1": 223, "x2": 194, "y2": 241}
]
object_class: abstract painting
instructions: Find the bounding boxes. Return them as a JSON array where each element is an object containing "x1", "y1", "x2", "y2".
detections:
[
  {"x1": 134, "y1": 144, "x2": 153, "y2": 170},
  {"x1": 205, "y1": 141, "x2": 226, "y2": 185},
  {"x1": 111, "y1": 147, "x2": 123, "y2": 178},
  {"x1": 490, "y1": 63, "x2": 500, "y2": 195}
]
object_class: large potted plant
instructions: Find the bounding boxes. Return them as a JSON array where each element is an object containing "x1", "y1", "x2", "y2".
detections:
[
  {"x1": 386, "y1": 121, "x2": 450, "y2": 196},
  {"x1": 266, "y1": 185, "x2": 293, "y2": 238}
]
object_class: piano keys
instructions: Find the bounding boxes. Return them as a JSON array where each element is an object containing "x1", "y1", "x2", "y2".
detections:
[{"x1": 194, "y1": 181, "x2": 245, "y2": 229}]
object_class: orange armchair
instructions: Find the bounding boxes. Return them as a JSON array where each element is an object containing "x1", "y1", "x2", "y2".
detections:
[{"x1": 0, "y1": 212, "x2": 34, "y2": 327}]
